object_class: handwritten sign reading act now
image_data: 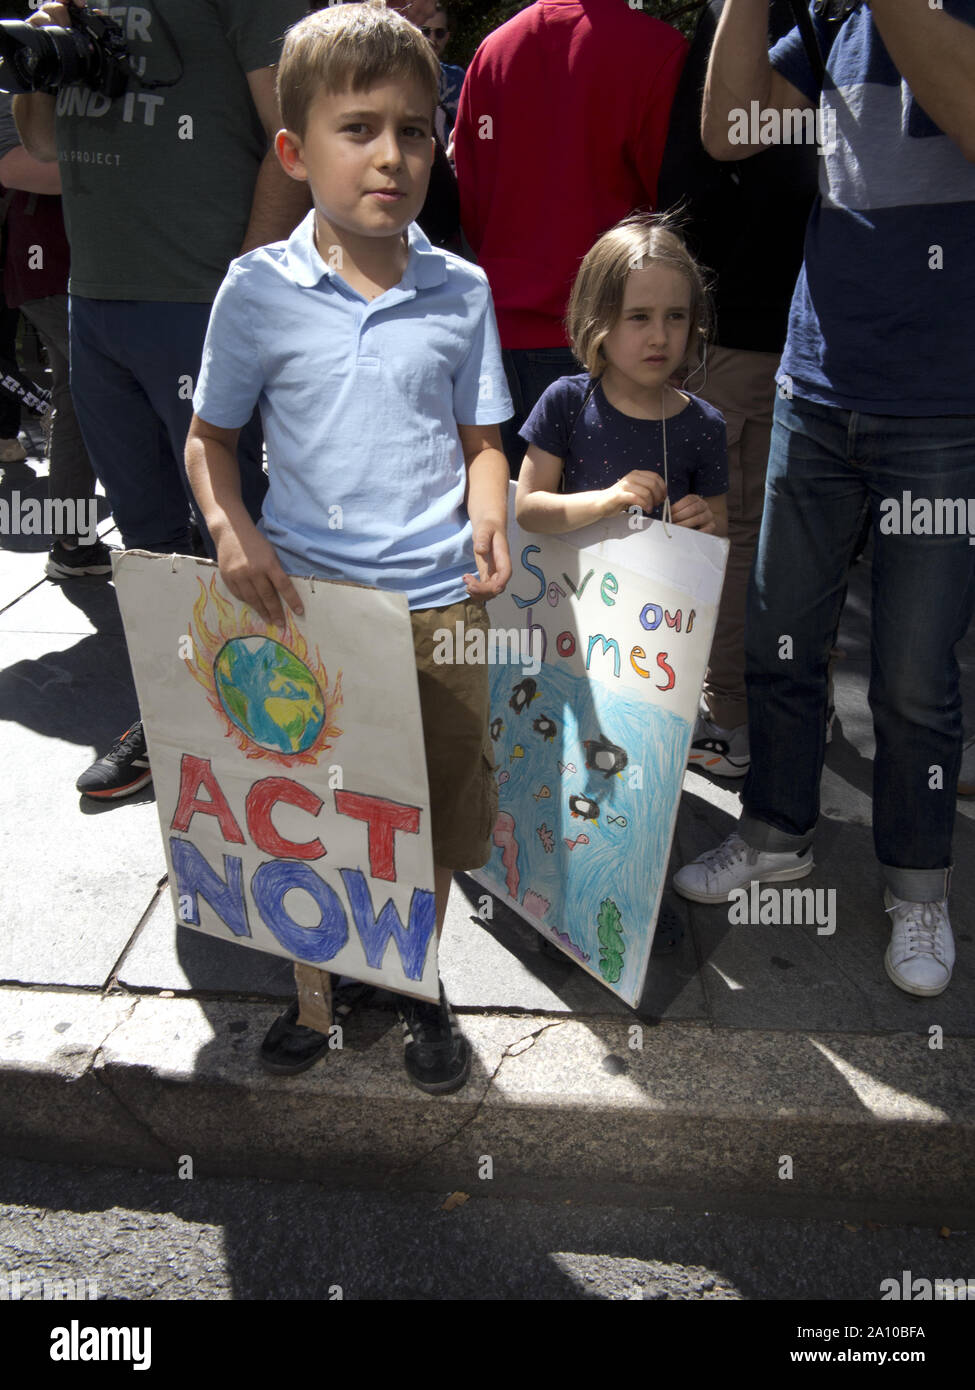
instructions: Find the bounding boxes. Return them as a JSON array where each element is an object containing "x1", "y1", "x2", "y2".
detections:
[{"x1": 114, "y1": 553, "x2": 439, "y2": 1001}]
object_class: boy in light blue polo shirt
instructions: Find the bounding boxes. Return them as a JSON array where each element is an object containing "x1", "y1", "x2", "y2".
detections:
[{"x1": 186, "y1": 1, "x2": 513, "y2": 1094}]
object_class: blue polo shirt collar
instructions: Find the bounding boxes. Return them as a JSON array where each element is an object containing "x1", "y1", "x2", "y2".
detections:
[{"x1": 284, "y1": 210, "x2": 447, "y2": 292}]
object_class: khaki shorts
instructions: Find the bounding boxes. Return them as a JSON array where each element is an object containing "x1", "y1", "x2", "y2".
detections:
[{"x1": 411, "y1": 597, "x2": 497, "y2": 871}]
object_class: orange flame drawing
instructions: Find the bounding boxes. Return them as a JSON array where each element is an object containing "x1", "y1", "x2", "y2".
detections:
[{"x1": 183, "y1": 574, "x2": 343, "y2": 765}]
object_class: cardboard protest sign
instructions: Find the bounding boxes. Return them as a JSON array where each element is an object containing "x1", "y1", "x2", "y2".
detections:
[
  {"x1": 471, "y1": 489, "x2": 728, "y2": 1007},
  {"x1": 114, "y1": 553, "x2": 438, "y2": 1001}
]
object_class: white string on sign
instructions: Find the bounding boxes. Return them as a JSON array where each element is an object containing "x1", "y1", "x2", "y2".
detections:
[{"x1": 660, "y1": 383, "x2": 672, "y2": 537}]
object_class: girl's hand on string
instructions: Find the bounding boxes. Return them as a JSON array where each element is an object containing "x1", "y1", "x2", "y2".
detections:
[
  {"x1": 603, "y1": 470, "x2": 667, "y2": 517},
  {"x1": 670, "y1": 493, "x2": 716, "y2": 533}
]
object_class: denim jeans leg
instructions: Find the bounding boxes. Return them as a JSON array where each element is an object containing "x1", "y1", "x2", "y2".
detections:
[
  {"x1": 69, "y1": 296, "x2": 192, "y2": 553},
  {"x1": 862, "y1": 412, "x2": 975, "y2": 899},
  {"x1": 740, "y1": 393, "x2": 870, "y2": 850},
  {"x1": 137, "y1": 302, "x2": 267, "y2": 559}
]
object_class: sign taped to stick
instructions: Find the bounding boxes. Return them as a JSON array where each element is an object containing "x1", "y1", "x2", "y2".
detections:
[
  {"x1": 471, "y1": 487, "x2": 727, "y2": 1007},
  {"x1": 114, "y1": 553, "x2": 438, "y2": 1001}
]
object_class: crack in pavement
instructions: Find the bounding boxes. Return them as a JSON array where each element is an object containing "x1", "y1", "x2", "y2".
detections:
[
  {"x1": 78, "y1": 1000, "x2": 139, "y2": 1084},
  {"x1": 386, "y1": 1019, "x2": 567, "y2": 1182},
  {"x1": 103, "y1": 876, "x2": 169, "y2": 991},
  {"x1": 78, "y1": 1000, "x2": 178, "y2": 1167}
]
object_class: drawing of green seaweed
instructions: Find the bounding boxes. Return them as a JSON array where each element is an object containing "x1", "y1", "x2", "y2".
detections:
[{"x1": 597, "y1": 897, "x2": 625, "y2": 983}]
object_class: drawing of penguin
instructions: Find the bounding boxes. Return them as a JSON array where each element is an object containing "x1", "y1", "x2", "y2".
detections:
[
  {"x1": 583, "y1": 737, "x2": 629, "y2": 779},
  {"x1": 509, "y1": 677, "x2": 539, "y2": 715},
  {"x1": 532, "y1": 713, "x2": 557, "y2": 741},
  {"x1": 569, "y1": 794, "x2": 600, "y2": 822},
  {"x1": 489, "y1": 716, "x2": 504, "y2": 742}
]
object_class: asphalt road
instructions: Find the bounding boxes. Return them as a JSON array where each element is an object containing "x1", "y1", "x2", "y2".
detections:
[{"x1": 0, "y1": 1153, "x2": 970, "y2": 1303}]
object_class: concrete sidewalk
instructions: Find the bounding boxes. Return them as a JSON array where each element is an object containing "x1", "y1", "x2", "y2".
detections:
[{"x1": 1, "y1": 455, "x2": 973, "y2": 1221}]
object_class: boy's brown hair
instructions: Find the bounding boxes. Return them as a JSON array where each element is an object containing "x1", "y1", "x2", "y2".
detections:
[
  {"x1": 567, "y1": 212, "x2": 713, "y2": 378},
  {"x1": 278, "y1": 2, "x2": 441, "y2": 138}
]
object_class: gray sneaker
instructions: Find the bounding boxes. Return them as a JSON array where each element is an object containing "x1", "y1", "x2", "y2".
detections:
[
  {"x1": 688, "y1": 713, "x2": 750, "y2": 778},
  {"x1": 673, "y1": 832, "x2": 813, "y2": 904}
]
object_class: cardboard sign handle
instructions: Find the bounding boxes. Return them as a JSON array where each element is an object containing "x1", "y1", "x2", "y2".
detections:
[{"x1": 295, "y1": 964, "x2": 333, "y2": 1034}]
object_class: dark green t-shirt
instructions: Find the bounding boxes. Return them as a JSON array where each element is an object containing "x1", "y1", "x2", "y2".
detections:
[{"x1": 55, "y1": 0, "x2": 307, "y2": 302}]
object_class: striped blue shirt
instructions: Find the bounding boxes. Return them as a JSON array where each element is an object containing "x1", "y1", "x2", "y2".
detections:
[{"x1": 770, "y1": 0, "x2": 975, "y2": 415}]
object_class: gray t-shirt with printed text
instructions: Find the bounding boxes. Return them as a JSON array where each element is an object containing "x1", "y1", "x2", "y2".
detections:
[{"x1": 53, "y1": 0, "x2": 306, "y2": 302}]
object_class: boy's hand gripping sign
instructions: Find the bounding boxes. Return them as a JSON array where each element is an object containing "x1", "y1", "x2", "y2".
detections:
[{"x1": 114, "y1": 553, "x2": 438, "y2": 1001}]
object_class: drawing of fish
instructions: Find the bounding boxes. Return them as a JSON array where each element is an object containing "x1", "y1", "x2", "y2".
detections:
[
  {"x1": 563, "y1": 833, "x2": 590, "y2": 851},
  {"x1": 509, "y1": 677, "x2": 539, "y2": 714},
  {"x1": 510, "y1": 744, "x2": 525, "y2": 763},
  {"x1": 532, "y1": 713, "x2": 557, "y2": 741},
  {"x1": 533, "y1": 785, "x2": 551, "y2": 802},
  {"x1": 569, "y1": 794, "x2": 599, "y2": 822},
  {"x1": 583, "y1": 736, "x2": 629, "y2": 779},
  {"x1": 557, "y1": 760, "x2": 577, "y2": 778}
]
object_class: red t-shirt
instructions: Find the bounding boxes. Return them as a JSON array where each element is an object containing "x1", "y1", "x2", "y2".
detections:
[{"x1": 454, "y1": 0, "x2": 688, "y2": 348}]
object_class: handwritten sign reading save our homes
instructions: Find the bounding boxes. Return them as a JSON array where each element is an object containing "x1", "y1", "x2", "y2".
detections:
[
  {"x1": 472, "y1": 490, "x2": 728, "y2": 1008},
  {"x1": 114, "y1": 553, "x2": 439, "y2": 1001}
]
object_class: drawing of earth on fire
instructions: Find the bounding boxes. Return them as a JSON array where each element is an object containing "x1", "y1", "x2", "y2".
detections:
[
  {"x1": 214, "y1": 638, "x2": 324, "y2": 755},
  {"x1": 183, "y1": 575, "x2": 343, "y2": 764}
]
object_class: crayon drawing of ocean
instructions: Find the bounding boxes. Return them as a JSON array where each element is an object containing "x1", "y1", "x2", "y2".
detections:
[{"x1": 483, "y1": 659, "x2": 689, "y2": 1004}]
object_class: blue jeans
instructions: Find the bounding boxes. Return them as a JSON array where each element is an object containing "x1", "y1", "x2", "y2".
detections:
[
  {"x1": 69, "y1": 297, "x2": 266, "y2": 555},
  {"x1": 500, "y1": 346, "x2": 578, "y2": 475},
  {"x1": 740, "y1": 393, "x2": 975, "y2": 901}
]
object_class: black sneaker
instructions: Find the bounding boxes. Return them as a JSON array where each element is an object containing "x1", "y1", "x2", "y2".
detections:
[
  {"x1": 46, "y1": 539, "x2": 114, "y2": 579},
  {"x1": 259, "y1": 980, "x2": 376, "y2": 1075},
  {"x1": 76, "y1": 720, "x2": 152, "y2": 799},
  {"x1": 396, "y1": 982, "x2": 471, "y2": 1094}
]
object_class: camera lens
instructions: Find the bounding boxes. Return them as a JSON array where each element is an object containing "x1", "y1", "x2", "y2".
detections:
[
  {"x1": 0, "y1": 19, "x2": 95, "y2": 95},
  {"x1": 0, "y1": 20, "x2": 60, "y2": 94}
]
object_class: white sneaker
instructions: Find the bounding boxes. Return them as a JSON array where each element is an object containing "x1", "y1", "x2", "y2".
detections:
[
  {"x1": 688, "y1": 713, "x2": 750, "y2": 777},
  {"x1": 673, "y1": 832, "x2": 814, "y2": 904},
  {"x1": 883, "y1": 890, "x2": 955, "y2": 997}
]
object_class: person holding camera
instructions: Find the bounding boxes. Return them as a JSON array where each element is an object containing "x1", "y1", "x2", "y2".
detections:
[
  {"x1": 7, "y1": 0, "x2": 309, "y2": 797},
  {"x1": 673, "y1": 0, "x2": 975, "y2": 998}
]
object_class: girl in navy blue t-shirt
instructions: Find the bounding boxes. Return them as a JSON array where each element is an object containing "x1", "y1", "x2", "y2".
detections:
[{"x1": 516, "y1": 215, "x2": 728, "y2": 535}]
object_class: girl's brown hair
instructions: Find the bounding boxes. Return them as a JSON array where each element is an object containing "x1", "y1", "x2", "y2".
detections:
[{"x1": 566, "y1": 212, "x2": 713, "y2": 378}]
